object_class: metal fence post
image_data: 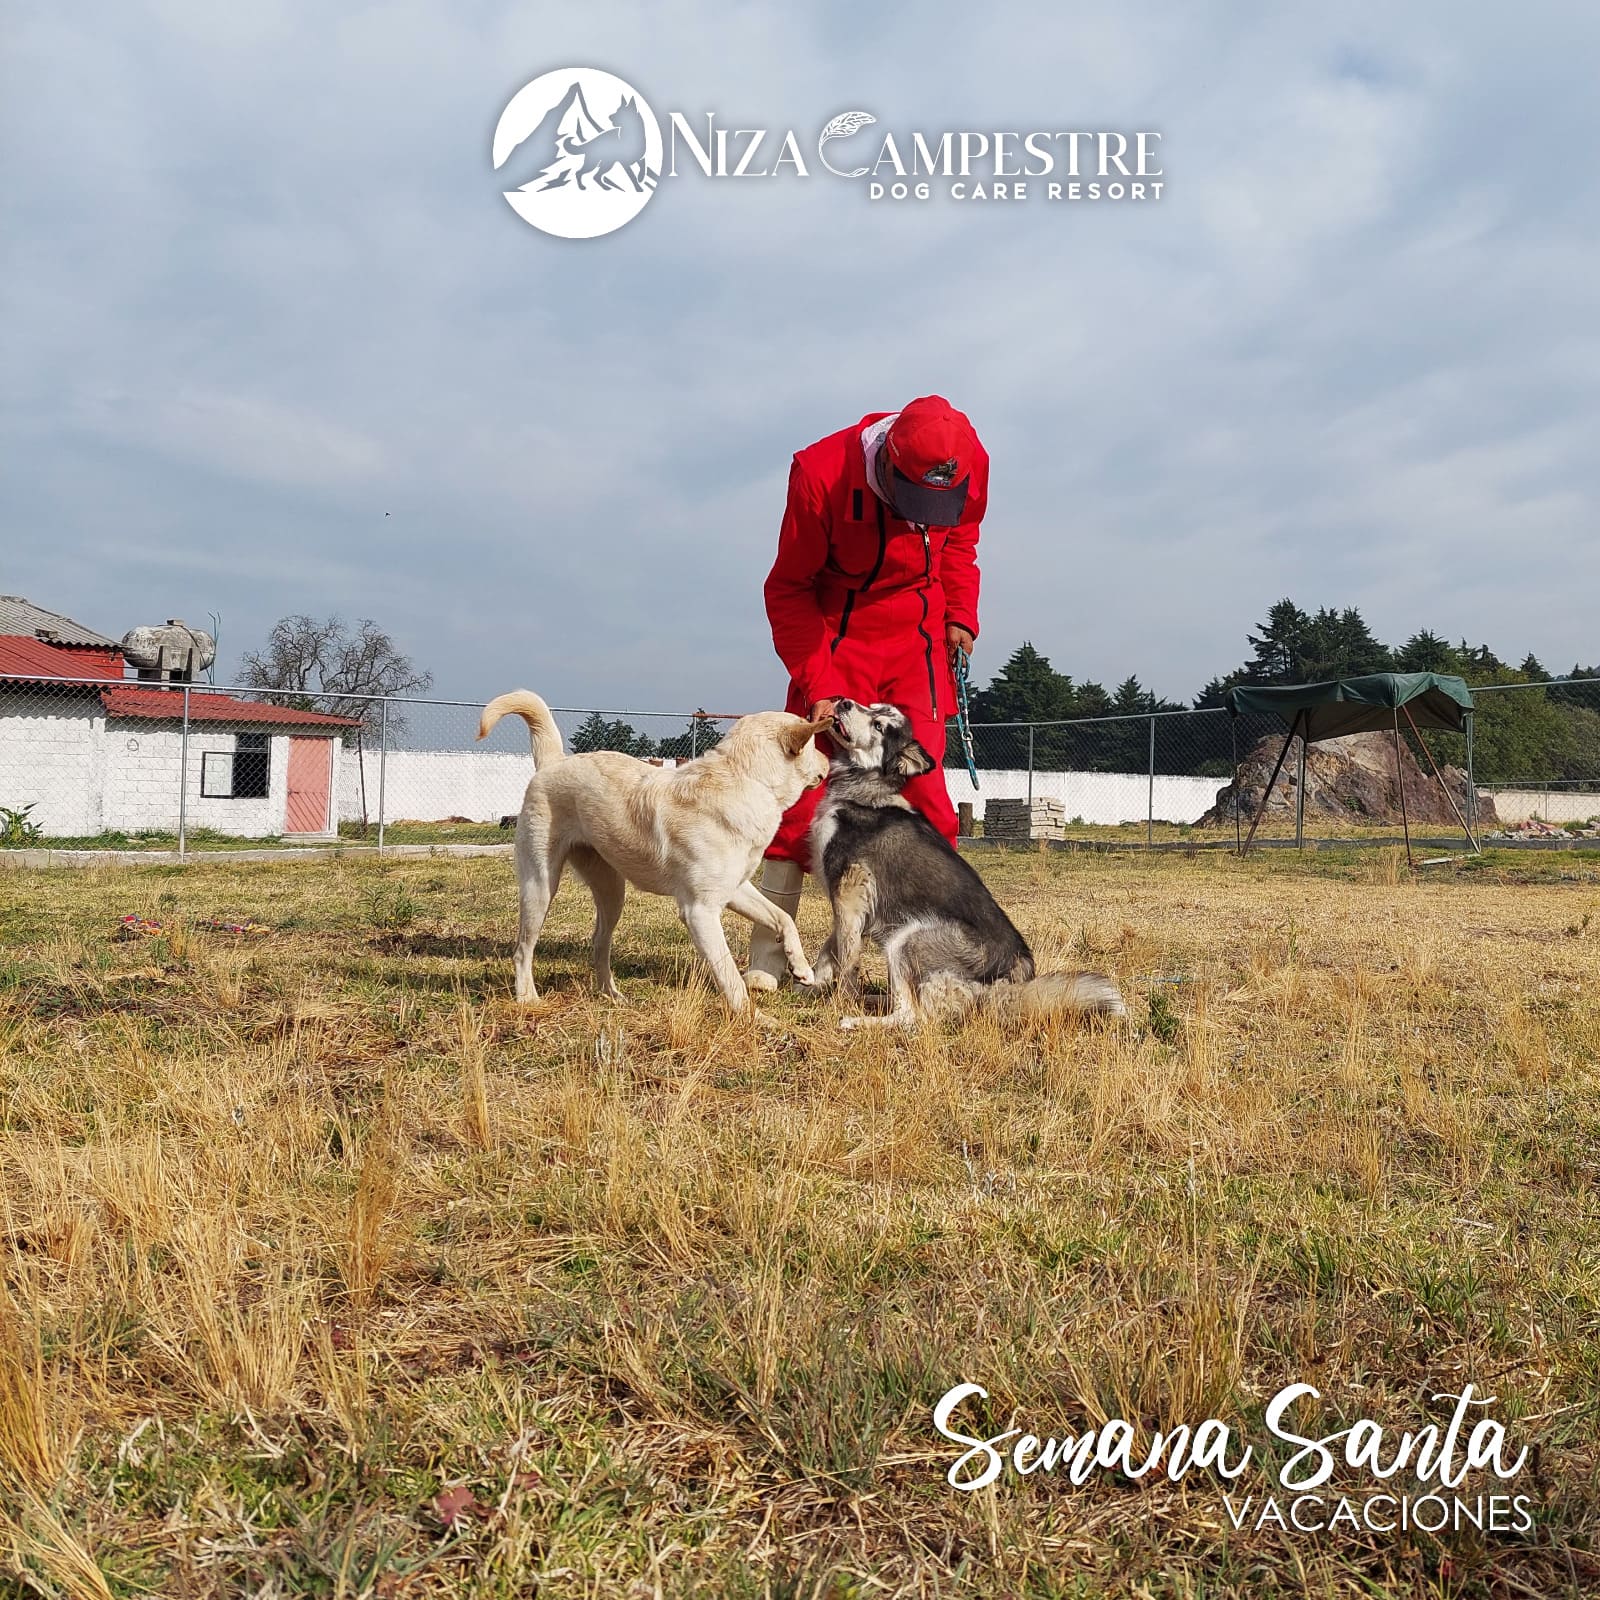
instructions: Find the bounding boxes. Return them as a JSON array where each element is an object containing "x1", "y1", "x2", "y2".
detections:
[
  {"x1": 376, "y1": 697, "x2": 389, "y2": 854},
  {"x1": 1147, "y1": 714, "x2": 1156, "y2": 846},
  {"x1": 691, "y1": 716, "x2": 699, "y2": 760},
  {"x1": 178, "y1": 683, "x2": 191, "y2": 859},
  {"x1": 1027, "y1": 723, "x2": 1035, "y2": 809}
]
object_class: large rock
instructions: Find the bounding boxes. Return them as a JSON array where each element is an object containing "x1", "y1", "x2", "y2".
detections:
[{"x1": 1200, "y1": 731, "x2": 1496, "y2": 828}]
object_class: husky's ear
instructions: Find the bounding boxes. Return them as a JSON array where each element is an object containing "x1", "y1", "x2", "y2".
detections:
[
  {"x1": 892, "y1": 738, "x2": 936, "y2": 780},
  {"x1": 781, "y1": 717, "x2": 831, "y2": 757}
]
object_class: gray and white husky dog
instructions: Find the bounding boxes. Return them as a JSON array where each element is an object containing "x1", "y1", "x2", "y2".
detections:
[{"x1": 808, "y1": 698, "x2": 1127, "y2": 1030}]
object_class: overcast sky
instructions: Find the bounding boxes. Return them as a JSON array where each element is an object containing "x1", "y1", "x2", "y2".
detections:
[{"x1": 3, "y1": 2, "x2": 1596, "y2": 718}]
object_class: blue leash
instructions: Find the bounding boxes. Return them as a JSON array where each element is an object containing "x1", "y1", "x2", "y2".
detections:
[{"x1": 954, "y1": 649, "x2": 980, "y2": 790}]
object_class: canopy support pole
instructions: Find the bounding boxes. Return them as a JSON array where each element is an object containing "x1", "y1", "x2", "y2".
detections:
[
  {"x1": 1392, "y1": 709, "x2": 1414, "y2": 868},
  {"x1": 1403, "y1": 705, "x2": 1481, "y2": 854},
  {"x1": 1239, "y1": 709, "x2": 1304, "y2": 857}
]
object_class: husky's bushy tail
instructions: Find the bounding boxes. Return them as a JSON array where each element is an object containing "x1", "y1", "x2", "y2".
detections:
[
  {"x1": 984, "y1": 971, "x2": 1127, "y2": 1021},
  {"x1": 477, "y1": 690, "x2": 565, "y2": 769}
]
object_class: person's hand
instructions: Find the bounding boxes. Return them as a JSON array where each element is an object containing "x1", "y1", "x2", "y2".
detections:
[
  {"x1": 946, "y1": 625, "x2": 975, "y2": 665},
  {"x1": 808, "y1": 698, "x2": 838, "y2": 724}
]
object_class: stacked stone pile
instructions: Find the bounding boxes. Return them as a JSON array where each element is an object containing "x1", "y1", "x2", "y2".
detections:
[{"x1": 984, "y1": 797, "x2": 1066, "y2": 841}]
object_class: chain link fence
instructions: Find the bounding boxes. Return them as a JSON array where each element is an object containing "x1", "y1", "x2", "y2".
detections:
[
  {"x1": 1468, "y1": 676, "x2": 1600, "y2": 832},
  {"x1": 951, "y1": 706, "x2": 1288, "y2": 842},
  {"x1": 2, "y1": 673, "x2": 1596, "y2": 855}
]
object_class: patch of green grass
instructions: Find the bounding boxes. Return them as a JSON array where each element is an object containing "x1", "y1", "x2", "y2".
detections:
[
  {"x1": 359, "y1": 878, "x2": 422, "y2": 932},
  {"x1": 1146, "y1": 986, "x2": 1182, "y2": 1043}
]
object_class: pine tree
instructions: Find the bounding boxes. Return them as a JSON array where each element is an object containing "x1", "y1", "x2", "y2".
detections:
[
  {"x1": 1100, "y1": 677, "x2": 1155, "y2": 772},
  {"x1": 1073, "y1": 680, "x2": 1113, "y2": 718},
  {"x1": 1244, "y1": 600, "x2": 1312, "y2": 684},
  {"x1": 1393, "y1": 630, "x2": 1458, "y2": 673},
  {"x1": 1549, "y1": 667, "x2": 1600, "y2": 710},
  {"x1": 1111, "y1": 676, "x2": 1152, "y2": 715},
  {"x1": 970, "y1": 643, "x2": 1078, "y2": 724},
  {"x1": 1194, "y1": 672, "x2": 1246, "y2": 711},
  {"x1": 1240, "y1": 599, "x2": 1389, "y2": 685},
  {"x1": 1324, "y1": 607, "x2": 1392, "y2": 677},
  {"x1": 570, "y1": 714, "x2": 656, "y2": 756},
  {"x1": 968, "y1": 643, "x2": 1079, "y2": 770},
  {"x1": 1455, "y1": 642, "x2": 1507, "y2": 683},
  {"x1": 569, "y1": 713, "x2": 611, "y2": 753},
  {"x1": 654, "y1": 715, "x2": 723, "y2": 760}
]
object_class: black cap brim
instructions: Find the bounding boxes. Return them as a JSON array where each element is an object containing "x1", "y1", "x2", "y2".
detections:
[{"x1": 889, "y1": 468, "x2": 971, "y2": 527}]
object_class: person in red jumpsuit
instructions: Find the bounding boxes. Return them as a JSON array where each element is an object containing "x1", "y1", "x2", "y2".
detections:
[{"x1": 745, "y1": 395, "x2": 987, "y2": 990}]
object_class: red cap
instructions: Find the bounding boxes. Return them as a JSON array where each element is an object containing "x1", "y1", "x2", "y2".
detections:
[{"x1": 883, "y1": 396, "x2": 979, "y2": 526}]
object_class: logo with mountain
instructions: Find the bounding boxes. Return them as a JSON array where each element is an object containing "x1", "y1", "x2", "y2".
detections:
[{"x1": 493, "y1": 68, "x2": 663, "y2": 239}]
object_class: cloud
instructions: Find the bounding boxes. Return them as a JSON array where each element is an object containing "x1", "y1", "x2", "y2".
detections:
[
  {"x1": 71, "y1": 389, "x2": 391, "y2": 492},
  {"x1": 3, "y1": 0, "x2": 1597, "y2": 718}
]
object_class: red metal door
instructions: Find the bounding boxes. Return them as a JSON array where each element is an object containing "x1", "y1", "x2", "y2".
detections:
[{"x1": 284, "y1": 737, "x2": 332, "y2": 833}]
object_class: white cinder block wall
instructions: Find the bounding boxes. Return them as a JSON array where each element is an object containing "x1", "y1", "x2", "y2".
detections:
[
  {"x1": 945, "y1": 768, "x2": 1223, "y2": 826},
  {"x1": 1478, "y1": 789, "x2": 1599, "y2": 826},
  {"x1": 338, "y1": 748, "x2": 534, "y2": 824},
  {"x1": 336, "y1": 752, "x2": 1223, "y2": 828},
  {"x1": 98, "y1": 726, "x2": 275, "y2": 836},
  {"x1": 0, "y1": 695, "x2": 106, "y2": 836},
  {"x1": 98, "y1": 725, "x2": 341, "y2": 837}
]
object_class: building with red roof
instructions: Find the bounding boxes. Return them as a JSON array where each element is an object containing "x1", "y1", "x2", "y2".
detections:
[{"x1": 2, "y1": 596, "x2": 359, "y2": 840}]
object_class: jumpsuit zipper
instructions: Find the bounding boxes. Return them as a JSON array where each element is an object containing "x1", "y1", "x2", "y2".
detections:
[
  {"x1": 830, "y1": 495, "x2": 890, "y2": 651},
  {"x1": 915, "y1": 524, "x2": 938, "y2": 718},
  {"x1": 829, "y1": 592, "x2": 856, "y2": 652}
]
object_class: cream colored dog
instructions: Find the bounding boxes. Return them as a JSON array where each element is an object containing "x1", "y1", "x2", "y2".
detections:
[{"x1": 478, "y1": 691, "x2": 829, "y2": 1012}]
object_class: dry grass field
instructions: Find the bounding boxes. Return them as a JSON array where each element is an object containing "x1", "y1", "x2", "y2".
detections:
[{"x1": 1, "y1": 846, "x2": 1598, "y2": 1599}]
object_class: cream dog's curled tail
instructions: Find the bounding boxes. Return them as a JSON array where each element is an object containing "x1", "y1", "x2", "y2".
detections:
[{"x1": 477, "y1": 690, "x2": 566, "y2": 768}]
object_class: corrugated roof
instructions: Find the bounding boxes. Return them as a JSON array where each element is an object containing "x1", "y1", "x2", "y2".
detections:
[
  {"x1": 0, "y1": 636, "x2": 125, "y2": 681},
  {"x1": 100, "y1": 687, "x2": 360, "y2": 728},
  {"x1": 0, "y1": 595, "x2": 120, "y2": 650}
]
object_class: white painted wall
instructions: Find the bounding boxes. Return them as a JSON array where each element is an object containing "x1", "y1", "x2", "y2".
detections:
[
  {"x1": 1479, "y1": 788, "x2": 1600, "y2": 825},
  {"x1": 100, "y1": 725, "x2": 303, "y2": 836},
  {"x1": 0, "y1": 695, "x2": 105, "y2": 836},
  {"x1": 325, "y1": 746, "x2": 1223, "y2": 829},
  {"x1": 338, "y1": 748, "x2": 534, "y2": 824},
  {"x1": 0, "y1": 700, "x2": 346, "y2": 838},
  {"x1": 958, "y1": 767, "x2": 1223, "y2": 826}
]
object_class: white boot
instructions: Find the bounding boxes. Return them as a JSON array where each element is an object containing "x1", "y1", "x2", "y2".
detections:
[{"x1": 745, "y1": 859, "x2": 804, "y2": 992}]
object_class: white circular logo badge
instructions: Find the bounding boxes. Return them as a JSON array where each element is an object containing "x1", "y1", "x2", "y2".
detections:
[{"x1": 493, "y1": 68, "x2": 663, "y2": 239}]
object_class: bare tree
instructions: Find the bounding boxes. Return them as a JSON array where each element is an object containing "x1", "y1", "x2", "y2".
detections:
[
  {"x1": 242, "y1": 614, "x2": 431, "y2": 722},
  {"x1": 240, "y1": 615, "x2": 433, "y2": 831}
]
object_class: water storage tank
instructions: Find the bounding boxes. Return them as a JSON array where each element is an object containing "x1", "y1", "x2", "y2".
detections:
[{"x1": 121, "y1": 619, "x2": 217, "y2": 681}]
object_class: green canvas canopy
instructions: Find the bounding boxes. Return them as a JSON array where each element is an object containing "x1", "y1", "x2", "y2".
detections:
[
  {"x1": 1222, "y1": 672, "x2": 1479, "y2": 863},
  {"x1": 1224, "y1": 672, "x2": 1474, "y2": 741}
]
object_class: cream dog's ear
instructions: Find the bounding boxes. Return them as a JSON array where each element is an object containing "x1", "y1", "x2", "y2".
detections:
[{"x1": 782, "y1": 717, "x2": 832, "y2": 757}]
